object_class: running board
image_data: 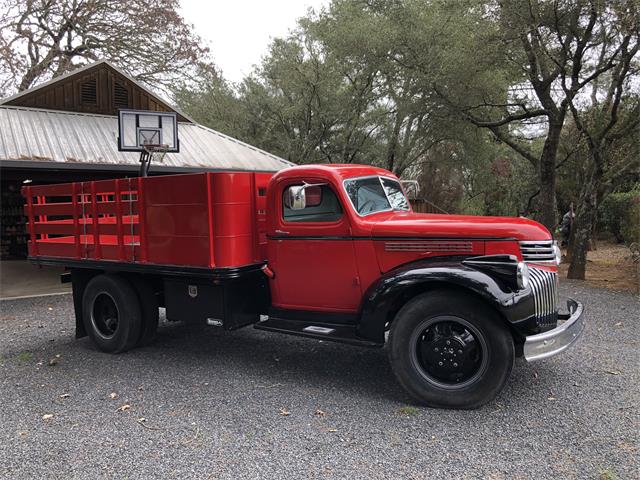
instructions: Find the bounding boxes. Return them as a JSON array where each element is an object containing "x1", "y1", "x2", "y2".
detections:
[{"x1": 254, "y1": 317, "x2": 382, "y2": 348}]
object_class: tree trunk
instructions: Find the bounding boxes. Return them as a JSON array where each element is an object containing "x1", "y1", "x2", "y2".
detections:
[
  {"x1": 537, "y1": 118, "x2": 564, "y2": 232},
  {"x1": 385, "y1": 112, "x2": 403, "y2": 173},
  {"x1": 568, "y1": 185, "x2": 597, "y2": 280}
]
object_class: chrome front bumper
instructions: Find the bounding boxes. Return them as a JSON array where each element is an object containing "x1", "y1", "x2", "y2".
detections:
[{"x1": 523, "y1": 298, "x2": 585, "y2": 362}]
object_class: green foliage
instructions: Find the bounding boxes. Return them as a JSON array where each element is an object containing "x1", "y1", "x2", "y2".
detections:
[
  {"x1": 398, "y1": 405, "x2": 419, "y2": 416},
  {"x1": 599, "y1": 187, "x2": 640, "y2": 244},
  {"x1": 173, "y1": 65, "x2": 247, "y2": 140},
  {"x1": 16, "y1": 352, "x2": 33, "y2": 362},
  {"x1": 598, "y1": 468, "x2": 619, "y2": 480}
]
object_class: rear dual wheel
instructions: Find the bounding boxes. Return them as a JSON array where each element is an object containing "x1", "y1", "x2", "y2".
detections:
[
  {"x1": 388, "y1": 291, "x2": 514, "y2": 409},
  {"x1": 82, "y1": 274, "x2": 158, "y2": 353}
]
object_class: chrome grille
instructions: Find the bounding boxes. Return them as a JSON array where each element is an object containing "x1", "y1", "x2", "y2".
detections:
[
  {"x1": 529, "y1": 267, "x2": 559, "y2": 327},
  {"x1": 519, "y1": 240, "x2": 556, "y2": 263}
]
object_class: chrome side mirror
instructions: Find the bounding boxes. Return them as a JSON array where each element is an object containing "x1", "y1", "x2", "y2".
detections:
[{"x1": 286, "y1": 185, "x2": 306, "y2": 210}]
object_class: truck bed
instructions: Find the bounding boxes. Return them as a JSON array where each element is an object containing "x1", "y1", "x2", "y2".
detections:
[{"x1": 22, "y1": 172, "x2": 272, "y2": 270}]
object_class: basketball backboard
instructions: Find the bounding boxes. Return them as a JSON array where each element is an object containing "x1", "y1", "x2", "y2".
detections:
[{"x1": 117, "y1": 110, "x2": 179, "y2": 152}]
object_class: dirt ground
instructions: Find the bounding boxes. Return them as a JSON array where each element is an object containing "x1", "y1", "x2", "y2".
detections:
[{"x1": 559, "y1": 241, "x2": 639, "y2": 293}]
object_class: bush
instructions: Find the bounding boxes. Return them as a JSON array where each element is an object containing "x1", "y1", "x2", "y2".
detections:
[{"x1": 599, "y1": 188, "x2": 640, "y2": 244}]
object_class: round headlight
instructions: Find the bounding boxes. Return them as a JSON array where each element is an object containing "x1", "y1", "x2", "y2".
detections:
[
  {"x1": 553, "y1": 243, "x2": 562, "y2": 265},
  {"x1": 517, "y1": 261, "x2": 530, "y2": 290}
]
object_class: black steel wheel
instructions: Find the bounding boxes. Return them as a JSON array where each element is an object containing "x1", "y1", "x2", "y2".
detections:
[
  {"x1": 388, "y1": 290, "x2": 514, "y2": 409},
  {"x1": 82, "y1": 274, "x2": 142, "y2": 353},
  {"x1": 410, "y1": 316, "x2": 489, "y2": 389},
  {"x1": 91, "y1": 292, "x2": 120, "y2": 339}
]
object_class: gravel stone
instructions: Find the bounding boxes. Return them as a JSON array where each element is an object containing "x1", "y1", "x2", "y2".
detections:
[{"x1": 0, "y1": 281, "x2": 638, "y2": 479}]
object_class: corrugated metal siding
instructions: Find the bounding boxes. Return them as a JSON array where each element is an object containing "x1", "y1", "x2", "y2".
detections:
[{"x1": 0, "y1": 106, "x2": 292, "y2": 171}]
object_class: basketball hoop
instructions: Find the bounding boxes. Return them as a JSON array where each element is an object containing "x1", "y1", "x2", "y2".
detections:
[
  {"x1": 139, "y1": 143, "x2": 169, "y2": 177},
  {"x1": 116, "y1": 109, "x2": 179, "y2": 177}
]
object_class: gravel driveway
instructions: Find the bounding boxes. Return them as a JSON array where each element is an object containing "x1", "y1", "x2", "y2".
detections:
[{"x1": 0, "y1": 281, "x2": 638, "y2": 479}]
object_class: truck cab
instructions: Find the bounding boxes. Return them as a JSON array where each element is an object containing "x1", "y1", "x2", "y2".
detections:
[{"x1": 22, "y1": 164, "x2": 585, "y2": 409}]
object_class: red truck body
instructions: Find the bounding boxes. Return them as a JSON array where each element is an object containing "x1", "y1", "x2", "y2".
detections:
[
  {"x1": 21, "y1": 164, "x2": 584, "y2": 409},
  {"x1": 22, "y1": 171, "x2": 273, "y2": 268}
]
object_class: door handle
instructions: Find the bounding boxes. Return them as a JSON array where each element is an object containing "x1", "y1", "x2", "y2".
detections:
[{"x1": 275, "y1": 229, "x2": 290, "y2": 235}]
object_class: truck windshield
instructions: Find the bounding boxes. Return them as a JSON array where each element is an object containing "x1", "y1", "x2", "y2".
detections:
[{"x1": 343, "y1": 176, "x2": 410, "y2": 216}]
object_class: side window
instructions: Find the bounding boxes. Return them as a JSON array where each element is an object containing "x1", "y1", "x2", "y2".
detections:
[{"x1": 283, "y1": 185, "x2": 343, "y2": 223}]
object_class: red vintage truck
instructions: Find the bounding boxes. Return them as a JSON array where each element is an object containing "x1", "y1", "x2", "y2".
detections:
[{"x1": 22, "y1": 164, "x2": 584, "y2": 408}]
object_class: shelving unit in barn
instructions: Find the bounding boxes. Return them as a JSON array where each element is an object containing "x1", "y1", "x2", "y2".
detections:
[{"x1": 1, "y1": 181, "x2": 28, "y2": 260}]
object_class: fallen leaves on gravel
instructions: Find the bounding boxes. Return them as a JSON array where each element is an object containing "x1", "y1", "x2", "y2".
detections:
[
  {"x1": 315, "y1": 409, "x2": 326, "y2": 417},
  {"x1": 116, "y1": 404, "x2": 131, "y2": 413},
  {"x1": 136, "y1": 418, "x2": 165, "y2": 431},
  {"x1": 180, "y1": 427, "x2": 201, "y2": 445},
  {"x1": 42, "y1": 414, "x2": 53, "y2": 420},
  {"x1": 109, "y1": 392, "x2": 118, "y2": 399},
  {"x1": 327, "y1": 428, "x2": 337, "y2": 433},
  {"x1": 606, "y1": 370, "x2": 622, "y2": 375},
  {"x1": 48, "y1": 354, "x2": 61, "y2": 366},
  {"x1": 59, "y1": 393, "x2": 70, "y2": 399},
  {"x1": 279, "y1": 407, "x2": 290, "y2": 416}
]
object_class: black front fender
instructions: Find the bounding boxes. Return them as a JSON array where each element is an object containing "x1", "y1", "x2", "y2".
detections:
[{"x1": 357, "y1": 257, "x2": 537, "y2": 344}]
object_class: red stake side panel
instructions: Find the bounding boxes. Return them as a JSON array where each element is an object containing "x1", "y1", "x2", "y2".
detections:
[
  {"x1": 141, "y1": 174, "x2": 211, "y2": 267},
  {"x1": 22, "y1": 172, "x2": 274, "y2": 269}
]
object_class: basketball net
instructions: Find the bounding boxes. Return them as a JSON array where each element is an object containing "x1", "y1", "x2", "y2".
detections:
[{"x1": 139, "y1": 143, "x2": 169, "y2": 177}]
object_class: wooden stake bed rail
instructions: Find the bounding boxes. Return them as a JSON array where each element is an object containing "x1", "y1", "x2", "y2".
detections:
[{"x1": 22, "y1": 172, "x2": 273, "y2": 269}]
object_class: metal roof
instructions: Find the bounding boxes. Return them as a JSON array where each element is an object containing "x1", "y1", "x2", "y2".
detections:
[{"x1": 0, "y1": 105, "x2": 292, "y2": 171}]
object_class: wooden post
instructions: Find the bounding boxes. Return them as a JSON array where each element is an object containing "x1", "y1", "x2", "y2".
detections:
[
  {"x1": 206, "y1": 173, "x2": 216, "y2": 268},
  {"x1": 137, "y1": 177, "x2": 148, "y2": 263},
  {"x1": 25, "y1": 186, "x2": 38, "y2": 257},
  {"x1": 72, "y1": 182, "x2": 81, "y2": 258},
  {"x1": 115, "y1": 179, "x2": 125, "y2": 261},
  {"x1": 90, "y1": 181, "x2": 102, "y2": 259}
]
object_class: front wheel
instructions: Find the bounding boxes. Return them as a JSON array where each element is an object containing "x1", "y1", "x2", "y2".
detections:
[{"x1": 388, "y1": 290, "x2": 514, "y2": 409}]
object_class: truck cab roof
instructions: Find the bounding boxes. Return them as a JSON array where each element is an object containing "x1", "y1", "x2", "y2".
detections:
[{"x1": 273, "y1": 164, "x2": 397, "y2": 183}]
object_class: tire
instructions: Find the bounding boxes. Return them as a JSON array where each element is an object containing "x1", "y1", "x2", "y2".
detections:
[
  {"x1": 82, "y1": 274, "x2": 142, "y2": 353},
  {"x1": 388, "y1": 290, "x2": 514, "y2": 409},
  {"x1": 130, "y1": 277, "x2": 159, "y2": 347}
]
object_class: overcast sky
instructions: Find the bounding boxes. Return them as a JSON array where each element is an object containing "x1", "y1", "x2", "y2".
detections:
[{"x1": 180, "y1": 0, "x2": 330, "y2": 84}]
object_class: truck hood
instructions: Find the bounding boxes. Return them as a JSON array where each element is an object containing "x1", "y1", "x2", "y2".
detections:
[{"x1": 369, "y1": 211, "x2": 551, "y2": 241}]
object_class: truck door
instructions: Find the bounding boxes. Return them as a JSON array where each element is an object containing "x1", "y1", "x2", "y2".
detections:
[{"x1": 267, "y1": 179, "x2": 361, "y2": 313}]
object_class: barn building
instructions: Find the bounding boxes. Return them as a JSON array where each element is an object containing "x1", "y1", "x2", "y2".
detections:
[{"x1": 0, "y1": 60, "x2": 291, "y2": 261}]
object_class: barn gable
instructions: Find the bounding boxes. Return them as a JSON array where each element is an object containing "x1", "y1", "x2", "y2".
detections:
[{"x1": 0, "y1": 61, "x2": 192, "y2": 122}]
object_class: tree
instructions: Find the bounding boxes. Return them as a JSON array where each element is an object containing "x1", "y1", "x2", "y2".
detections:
[
  {"x1": 429, "y1": 0, "x2": 636, "y2": 232},
  {"x1": 313, "y1": 0, "x2": 461, "y2": 177},
  {"x1": 173, "y1": 64, "x2": 248, "y2": 141},
  {"x1": 238, "y1": 33, "x2": 362, "y2": 164},
  {"x1": 565, "y1": 3, "x2": 639, "y2": 279},
  {"x1": 0, "y1": 0, "x2": 209, "y2": 97},
  {"x1": 178, "y1": 0, "x2": 461, "y2": 175}
]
